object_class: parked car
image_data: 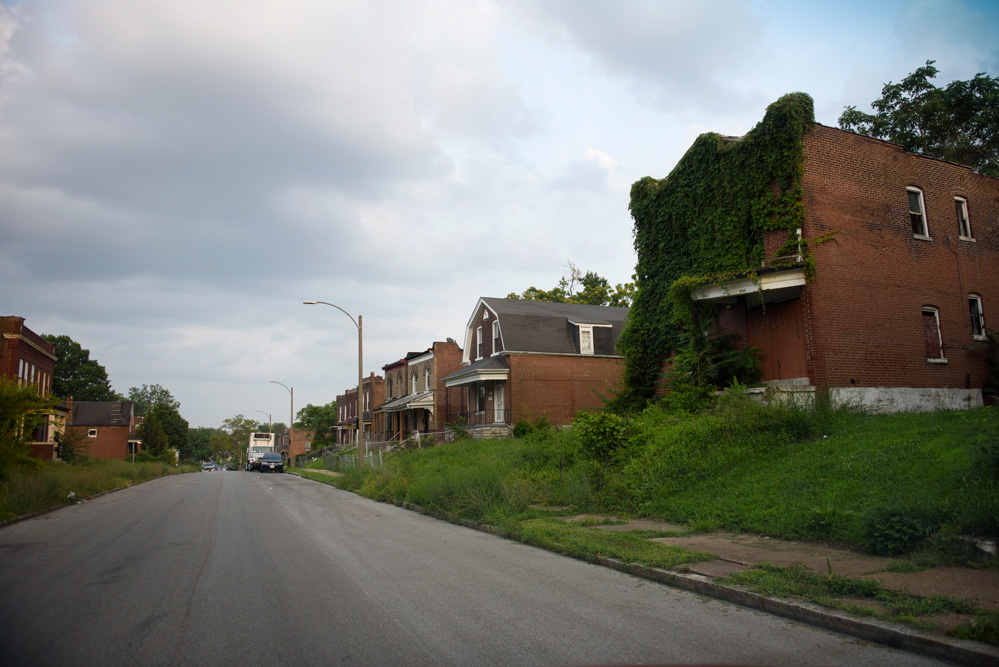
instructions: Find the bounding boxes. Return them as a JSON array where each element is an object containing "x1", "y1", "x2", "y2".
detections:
[
  {"x1": 259, "y1": 452, "x2": 284, "y2": 473},
  {"x1": 201, "y1": 462, "x2": 214, "y2": 472}
]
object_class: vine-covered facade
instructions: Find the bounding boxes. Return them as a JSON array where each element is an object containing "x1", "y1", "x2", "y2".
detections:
[{"x1": 624, "y1": 93, "x2": 998, "y2": 411}]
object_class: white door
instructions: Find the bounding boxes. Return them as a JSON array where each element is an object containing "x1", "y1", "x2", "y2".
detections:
[{"x1": 494, "y1": 383, "x2": 505, "y2": 423}]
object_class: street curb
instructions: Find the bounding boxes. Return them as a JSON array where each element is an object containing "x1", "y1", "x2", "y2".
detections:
[{"x1": 380, "y1": 498, "x2": 999, "y2": 667}]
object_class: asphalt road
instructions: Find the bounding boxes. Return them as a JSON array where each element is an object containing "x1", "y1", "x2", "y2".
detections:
[{"x1": 0, "y1": 470, "x2": 950, "y2": 666}]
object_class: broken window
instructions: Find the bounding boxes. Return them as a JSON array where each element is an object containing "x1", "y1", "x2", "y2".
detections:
[
  {"x1": 969, "y1": 294, "x2": 986, "y2": 338},
  {"x1": 955, "y1": 197, "x2": 972, "y2": 239},
  {"x1": 908, "y1": 188, "x2": 928, "y2": 237}
]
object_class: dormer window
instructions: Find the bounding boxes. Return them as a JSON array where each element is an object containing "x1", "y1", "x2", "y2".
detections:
[{"x1": 579, "y1": 326, "x2": 594, "y2": 355}]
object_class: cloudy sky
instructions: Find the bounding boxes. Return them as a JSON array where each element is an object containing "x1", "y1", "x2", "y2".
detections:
[{"x1": 2, "y1": 0, "x2": 997, "y2": 428}]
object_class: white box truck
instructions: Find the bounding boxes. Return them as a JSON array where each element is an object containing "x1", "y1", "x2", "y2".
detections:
[{"x1": 246, "y1": 432, "x2": 275, "y2": 471}]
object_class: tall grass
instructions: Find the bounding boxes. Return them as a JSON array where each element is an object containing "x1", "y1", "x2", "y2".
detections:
[
  {"x1": 0, "y1": 459, "x2": 192, "y2": 522},
  {"x1": 326, "y1": 397, "x2": 999, "y2": 556}
]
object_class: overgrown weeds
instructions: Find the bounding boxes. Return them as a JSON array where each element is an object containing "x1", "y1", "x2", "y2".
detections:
[{"x1": 0, "y1": 459, "x2": 192, "y2": 522}]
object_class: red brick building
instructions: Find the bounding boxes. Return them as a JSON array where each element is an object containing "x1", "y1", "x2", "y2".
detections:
[
  {"x1": 334, "y1": 374, "x2": 384, "y2": 448},
  {"x1": 692, "y1": 124, "x2": 997, "y2": 410},
  {"x1": 375, "y1": 340, "x2": 463, "y2": 442},
  {"x1": 443, "y1": 298, "x2": 629, "y2": 437},
  {"x1": 67, "y1": 401, "x2": 137, "y2": 460},
  {"x1": 1, "y1": 316, "x2": 60, "y2": 458}
]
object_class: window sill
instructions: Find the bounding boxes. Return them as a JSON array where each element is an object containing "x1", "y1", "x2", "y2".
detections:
[
  {"x1": 959, "y1": 236, "x2": 976, "y2": 242},
  {"x1": 926, "y1": 358, "x2": 948, "y2": 364},
  {"x1": 973, "y1": 335, "x2": 987, "y2": 341},
  {"x1": 912, "y1": 234, "x2": 932, "y2": 242}
]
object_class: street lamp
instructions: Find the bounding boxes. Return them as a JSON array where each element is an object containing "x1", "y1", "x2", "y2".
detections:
[
  {"x1": 303, "y1": 300, "x2": 364, "y2": 469},
  {"x1": 253, "y1": 410, "x2": 272, "y2": 432},
  {"x1": 268, "y1": 381, "x2": 294, "y2": 469}
]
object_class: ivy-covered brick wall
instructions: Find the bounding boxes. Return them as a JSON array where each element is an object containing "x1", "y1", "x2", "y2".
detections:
[{"x1": 620, "y1": 93, "x2": 815, "y2": 400}]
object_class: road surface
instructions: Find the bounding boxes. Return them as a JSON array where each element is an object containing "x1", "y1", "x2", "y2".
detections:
[{"x1": 0, "y1": 470, "x2": 950, "y2": 666}]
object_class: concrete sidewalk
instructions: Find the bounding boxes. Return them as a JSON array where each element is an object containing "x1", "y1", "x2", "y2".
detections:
[{"x1": 561, "y1": 515, "x2": 999, "y2": 666}]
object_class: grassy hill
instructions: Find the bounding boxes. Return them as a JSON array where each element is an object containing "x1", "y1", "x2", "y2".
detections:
[{"x1": 314, "y1": 391, "x2": 998, "y2": 561}]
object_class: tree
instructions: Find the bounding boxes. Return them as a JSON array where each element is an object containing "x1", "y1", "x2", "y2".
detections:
[
  {"x1": 296, "y1": 402, "x2": 338, "y2": 449},
  {"x1": 188, "y1": 426, "x2": 222, "y2": 462},
  {"x1": 128, "y1": 384, "x2": 180, "y2": 418},
  {"x1": 136, "y1": 412, "x2": 170, "y2": 460},
  {"x1": 221, "y1": 414, "x2": 257, "y2": 454},
  {"x1": 150, "y1": 403, "x2": 189, "y2": 460},
  {"x1": 508, "y1": 261, "x2": 635, "y2": 307},
  {"x1": 839, "y1": 60, "x2": 999, "y2": 177},
  {"x1": 43, "y1": 335, "x2": 121, "y2": 401},
  {"x1": 0, "y1": 378, "x2": 51, "y2": 479},
  {"x1": 208, "y1": 432, "x2": 240, "y2": 465}
]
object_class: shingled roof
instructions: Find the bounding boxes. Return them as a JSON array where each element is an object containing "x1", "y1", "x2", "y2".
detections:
[
  {"x1": 71, "y1": 401, "x2": 134, "y2": 427},
  {"x1": 479, "y1": 298, "x2": 629, "y2": 356}
]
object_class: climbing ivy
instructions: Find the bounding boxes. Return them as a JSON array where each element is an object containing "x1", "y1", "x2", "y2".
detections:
[{"x1": 618, "y1": 93, "x2": 816, "y2": 403}]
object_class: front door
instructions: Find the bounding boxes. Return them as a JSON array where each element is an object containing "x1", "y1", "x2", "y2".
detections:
[{"x1": 494, "y1": 383, "x2": 505, "y2": 423}]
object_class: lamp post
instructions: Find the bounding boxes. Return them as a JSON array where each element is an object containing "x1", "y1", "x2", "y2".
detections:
[
  {"x1": 253, "y1": 410, "x2": 272, "y2": 432},
  {"x1": 303, "y1": 300, "x2": 364, "y2": 469},
  {"x1": 268, "y1": 381, "x2": 294, "y2": 469}
]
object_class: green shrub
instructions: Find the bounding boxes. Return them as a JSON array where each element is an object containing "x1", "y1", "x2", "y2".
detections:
[
  {"x1": 574, "y1": 411, "x2": 629, "y2": 461},
  {"x1": 862, "y1": 505, "x2": 939, "y2": 555}
]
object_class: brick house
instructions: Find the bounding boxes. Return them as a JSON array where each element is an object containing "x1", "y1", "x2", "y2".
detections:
[
  {"x1": 67, "y1": 401, "x2": 138, "y2": 460},
  {"x1": 443, "y1": 298, "x2": 629, "y2": 437},
  {"x1": 688, "y1": 124, "x2": 997, "y2": 411},
  {"x1": 1, "y1": 316, "x2": 61, "y2": 458},
  {"x1": 334, "y1": 374, "x2": 384, "y2": 448},
  {"x1": 375, "y1": 340, "x2": 463, "y2": 442}
]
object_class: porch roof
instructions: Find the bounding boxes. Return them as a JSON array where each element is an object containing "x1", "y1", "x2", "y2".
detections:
[
  {"x1": 381, "y1": 390, "x2": 435, "y2": 413},
  {"x1": 689, "y1": 266, "x2": 806, "y2": 306},
  {"x1": 443, "y1": 355, "x2": 509, "y2": 387}
]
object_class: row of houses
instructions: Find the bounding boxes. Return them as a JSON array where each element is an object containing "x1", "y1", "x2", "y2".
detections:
[{"x1": 329, "y1": 120, "x2": 996, "y2": 450}]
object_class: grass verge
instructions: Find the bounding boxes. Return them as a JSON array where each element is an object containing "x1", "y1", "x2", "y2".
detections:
[{"x1": 0, "y1": 459, "x2": 194, "y2": 522}]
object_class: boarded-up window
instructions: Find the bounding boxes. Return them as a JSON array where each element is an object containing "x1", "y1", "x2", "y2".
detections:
[{"x1": 922, "y1": 308, "x2": 943, "y2": 359}]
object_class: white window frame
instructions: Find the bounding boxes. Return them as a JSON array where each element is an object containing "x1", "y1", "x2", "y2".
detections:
[
  {"x1": 955, "y1": 197, "x2": 973, "y2": 240},
  {"x1": 88, "y1": 429, "x2": 98, "y2": 438},
  {"x1": 922, "y1": 306, "x2": 946, "y2": 363},
  {"x1": 969, "y1": 294, "x2": 986, "y2": 340},
  {"x1": 412, "y1": 371, "x2": 418, "y2": 394},
  {"x1": 491, "y1": 321, "x2": 500, "y2": 355},
  {"x1": 476, "y1": 326, "x2": 483, "y2": 359},
  {"x1": 579, "y1": 325, "x2": 594, "y2": 355},
  {"x1": 908, "y1": 187, "x2": 930, "y2": 239},
  {"x1": 425, "y1": 366, "x2": 431, "y2": 390}
]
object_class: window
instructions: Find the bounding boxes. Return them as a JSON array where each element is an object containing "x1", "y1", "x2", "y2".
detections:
[
  {"x1": 88, "y1": 429, "x2": 98, "y2": 438},
  {"x1": 476, "y1": 326, "x2": 483, "y2": 359},
  {"x1": 477, "y1": 382, "x2": 486, "y2": 413},
  {"x1": 969, "y1": 294, "x2": 986, "y2": 339},
  {"x1": 425, "y1": 366, "x2": 431, "y2": 389},
  {"x1": 492, "y1": 320, "x2": 500, "y2": 354},
  {"x1": 908, "y1": 187, "x2": 928, "y2": 237},
  {"x1": 579, "y1": 326, "x2": 594, "y2": 355},
  {"x1": 412, "y1": 371, "x2": 418, "y2": 394},
  {"x1": 955, "y1": 197, "x2": 972, "y2": 239},
  {"x1": 922, "y1": 307, "x2": 945, "y2": 361}
]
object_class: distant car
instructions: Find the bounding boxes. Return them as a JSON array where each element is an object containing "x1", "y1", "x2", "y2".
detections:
[
  {"x1": 259, "y1": 452, "x2": 284, "y2": 473},
  {"x1": 226, "y1": 465, "x2": 236, "y2": 471},
  {"x1": 201, "y1": 462, "x2": 214, "y2": 472}
]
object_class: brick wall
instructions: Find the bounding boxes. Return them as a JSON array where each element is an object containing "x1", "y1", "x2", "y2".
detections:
[
  {"x1": 801, "y1": 125, "x2": 998, "y2": 392},
  {"x1": 72, "y1": 425, "x2": 131, "y2": 460},
  {"x1": 507, "y1": 354, "x2": 625, "y2": 425}
]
